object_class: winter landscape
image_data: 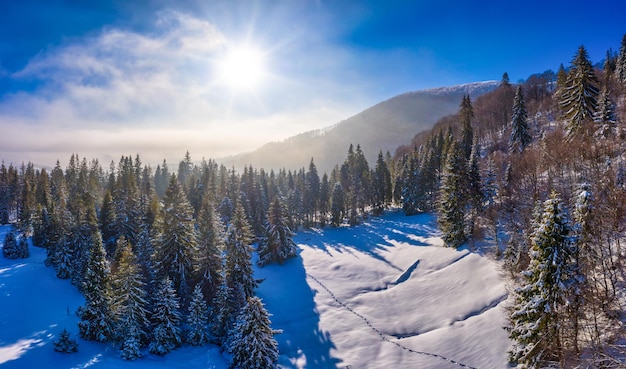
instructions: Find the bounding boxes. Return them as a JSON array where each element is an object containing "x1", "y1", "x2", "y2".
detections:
[
  {"x1": 2, "y1": 2, "x2": 626, "y2": 369},
  {"x1": 1, "y1": 212, "x2": 510, "y2": 369}
]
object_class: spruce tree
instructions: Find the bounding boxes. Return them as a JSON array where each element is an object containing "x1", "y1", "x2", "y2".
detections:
[
  {"x1": 593, "y1": 87, "x2": 618, "y2": 138},
  {"x1": 508, "y1": 191, "x2": 574, "y2": 367},
  {"x1": 53, "y1": 328, "x2": 78, "y2": 353},
  {"x1": 186, "y1": 284, "x2": 210, "y2": 346},
  {"x1": 258, "y1": 198, "x2": 297, "y2": 266},
  {"x1": 149, "y1": 277, "x2": 182, "y2": 356},
  {"x1": 195, "y1": 195, "x2": 224, "y2": 304},
  {"x1": 77, "y1": 230, "x2": 114, "y2": 342},
  {"x1": 110, "y1": 237, "x2": 149, "y2": 359},
  {"x1": 437, "y1": 142, "x2": 466, "y2": 248},
  {"x1": 2, "y1": 229, "x2": 29, "y2": 259},
  {"x1": 153, "y1": 175, "x2": 198, "y2": 302},
  {"x1": 615, "y1": 34, "x2": 626, "y2": 85},
  {"x1": 509, "y1": 86, "x2": 532, "y2": 153},
  {"x1": 561, "y1": 46, "x2": 600, "y2": 138},
  {"x1": 228, "y1": 297, "x2": 279, "y2": 369},
  {"x1": 459, "y1": 94, "x2": 474, "y2": 160},
  {"x1": 330, "y1": 182, "x2": 345, "y2": 226}
]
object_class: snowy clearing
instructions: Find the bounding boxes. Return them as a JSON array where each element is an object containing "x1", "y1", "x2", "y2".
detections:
[{"x1": 0, "y1": 212, "x2": 512, "y2": 369}]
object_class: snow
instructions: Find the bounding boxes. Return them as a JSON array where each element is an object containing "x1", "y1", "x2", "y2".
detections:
[{"x1": 0, "y1": 211, "x2": 512, "y2": 369}]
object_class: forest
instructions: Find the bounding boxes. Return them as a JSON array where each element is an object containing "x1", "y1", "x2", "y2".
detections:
[{"x1": 2, "y1": 35, "x2": 626, "y2": 368}]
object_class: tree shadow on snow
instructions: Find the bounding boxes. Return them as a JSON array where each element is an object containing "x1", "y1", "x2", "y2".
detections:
[
  {"x1": 296, "y1": 211, "x2": 438, "y2": 268},
  {"x1": 255, "y1": 254, "x2": 342, "y2": 369}
]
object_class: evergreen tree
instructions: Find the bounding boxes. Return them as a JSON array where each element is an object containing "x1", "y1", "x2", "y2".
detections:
[
  {"x1": 509, "y1": 86, "x2": 532, "y2": 153},
  {"x1": 99, "y1": 190, "x2": 117, "y2": 255},
  {"x1": 437, "y1": 142, "x2": 466, "y2": 248},
  {"x1": 214, "y1": 204, "x2": 257, "y2": 345},
  {"x1": 2, "y1": 229, "x2": 29, "y2": 259},
  {"x1": 186, "y1": 284, "x2": 210, "y2": 346},
  {"x1": 593, "y1": 87, "x2": 618, "y2": 138},
  {"x1": 615, "y1": 34, "x2": 626, "y2": 85},
  {"x1": 53, "y1": 328, "x2": 78, "y2": 353},
  {"x1": 330, "y1": 182, "x2": 345, "y2": 227},
  {"x1": 228, "y1": 297, "x2": 279, "y2": 369},
  {"x1": 508, "y1": 191, "x2": 575, "y2": 367},
  {"x1": 258, "y1": 198, "x2": 297, "y2": 266},
  {"x1": 561, "y1": 46, "x2": 600, "y2": 138},
  {"x1": 195, "y1": 195, "x2": 224, "y2": 304},
  {"x1": 372, "y1": 151, "x2": 391, "y2": 215},
  {"x1": 111, "y1": 238, "x2": 149, "y2": 359},
  {"x1": 77, "y1": 230, "x2": 114, "y2": 342},
  {"x1": 149, "y1": 277, "x2": 183, "y2": 356},
  {"x1": 153, "y1": 175, "x2": 198, "y2": 302},
  {"x1": 459, "y1": 94, "x2": 474, "y2": 160}
]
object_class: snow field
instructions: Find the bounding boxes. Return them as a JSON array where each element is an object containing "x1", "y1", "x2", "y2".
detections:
[{"x1": 1, "y1": 211, "x2": 513, "y2": 369}]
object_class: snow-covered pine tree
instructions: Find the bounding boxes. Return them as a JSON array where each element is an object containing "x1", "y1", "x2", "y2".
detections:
[
  {"x1": 110, "y1": 237, "x2": 149, "y2": 359},
  {"x1": 213, "y1": 204, "x2": 257, "y2": 346},
  {"x1": 195, "y1": 195, "x2": 224, "y2": 305},
  {"x1": 257, "y1": 198, "x2": 297, "y2": 266},
  {"x1": 78, "y1": 230, "x2": 114, "y2": 342},
  {"x1": 459, "y1": 94, "x2": 474, "y2": 160},
  {"x1": 509, "y1": 85, "x2": 532, "y2": 153},
  {"x1": 228, "y1": 297, "x2": 279, "y2": 369},
  {"x1": 437, "y1": 141, "x2": 466, "y2": 248},
  {"x1": 615, "y1": 34, "x2": 626, "y2": 85},
  {"x1": 186, "y1": 284, "x2": 209, "y2": 346},
  {"x1": 508, "y1": 191, "x2": 575, "y2": 367},
  {"x1": 153, "y1": 174, "x2": 198, "y2": 303},
  {"x1": 3, "y1": 229, "x2": 29, "y2": 259},
  {"x1": 593, "y1": 87, "x2": 618, "y2": 138},
  {"x1": 149, "y1": 277, "x2": 182, "y2": 356},
  {"x1": 225, "y1": 203, "x2": 257, "y2": 306},
  {"x1": 330, "y1": 182, "x2": 345, "y2": 227},
  {"x1": 53, "y1": 328, "x2": 78, "y2": 353},
  {"x1": 561, "y1": 45, "x2": 600, "y2": 138}
]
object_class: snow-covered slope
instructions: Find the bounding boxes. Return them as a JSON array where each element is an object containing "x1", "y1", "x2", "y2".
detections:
[
  {"x1": 257, "y1": 212, "x2": 511, "y2": 369},
  {"x1": 0, "y1": 212, "x2": 512, "y2": 369}
]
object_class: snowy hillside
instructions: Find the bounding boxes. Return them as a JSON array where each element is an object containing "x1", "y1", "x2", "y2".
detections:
[{"x1": 0, "y1": 212, "x2": 512, "y2": 369}]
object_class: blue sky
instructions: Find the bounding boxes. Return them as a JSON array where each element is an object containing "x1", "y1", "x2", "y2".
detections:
[{"x1": 0, "y1": 0, "x2": 624, "y2": 167}]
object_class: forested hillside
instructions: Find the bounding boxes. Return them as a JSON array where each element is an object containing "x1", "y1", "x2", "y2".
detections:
[{"x1": 1, "y1": 34, "x2": 626, "y2": 368}]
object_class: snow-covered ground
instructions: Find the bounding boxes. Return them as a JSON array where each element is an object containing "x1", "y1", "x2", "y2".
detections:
[{"x1": 0, "y1": 211, "x2": 512, "y2": 369}]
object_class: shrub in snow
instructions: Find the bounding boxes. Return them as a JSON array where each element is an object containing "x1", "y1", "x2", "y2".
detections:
[{"x1": 53, "y1": 328, "x2": 78, "y2": 353}]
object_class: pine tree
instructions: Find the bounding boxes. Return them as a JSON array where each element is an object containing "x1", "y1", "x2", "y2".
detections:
[
  {"x1": 195, "y1": 195, "x2": 224, "y2": 304},
  {"x1": 509, "y1": 86, "x2": 532, "y2": 152},
  {"x1": 153, "y1": 175, "x2": 198, "y2": 302},
  {"x1": 53, "y1": 328, "x2": 78, "y2": 353},
  {"x1": 258, "y1": 198, "x2": 297, "y2": 266},
  {"x1": 214, "y1": 204, "x2": 257, "y2": 345},
  {"x1": 77, "y1": 230, "x2": 114, "y2": 342},
  {"x1": 110, "y1": 237, "x2": 149, "y2": 359},
  {"x1": 99, "y1": 190, "x2": 117, "y2": 255},
  {"x1": 615, "y1": 34, "x2": 626, "y2": 85},
  {"x1": 459, "y1": 94, "x2": 474, "y2": 160},
  {"x1": 330, "y1": 182, "x2": 345, "y2": 226},
  {"x1": 228, "y1": 297, "x2": 279, "y2": 369},
  {"x1": 149, "y1": 277, "x2": 182, "y2": 356},
  {"x1": 593, "y1": 87, "x2": 618, "y2": 138},
  {"x1": 186, "y1": 284, "x2": 210, "y2": 346},
  {"x1": 508, "y1": 191, "x2": 575, "y2": 367},
  {"x1": 437, "y1": 142, "x2": 466, "y2": 248},
  {"x1": 2, "y1": 229, "x2": 29, "y2": 259},
  {"x1": 561, "y1": 46, "x2": 600, "y2": 138}
]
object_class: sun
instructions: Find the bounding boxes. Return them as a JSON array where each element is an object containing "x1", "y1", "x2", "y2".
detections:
[{"x1": 217, "y1": 44, "x2": 267, "y2": 92}]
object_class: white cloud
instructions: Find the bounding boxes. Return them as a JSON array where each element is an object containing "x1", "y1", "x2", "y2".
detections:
[{"x1": 0, "y1": 10, "x2": 361, "y2": 167}]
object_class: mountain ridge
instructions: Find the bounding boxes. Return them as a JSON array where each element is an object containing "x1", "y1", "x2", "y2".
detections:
[{"x1": 222, "y1": 80, "x2": 499, "y2": 173}]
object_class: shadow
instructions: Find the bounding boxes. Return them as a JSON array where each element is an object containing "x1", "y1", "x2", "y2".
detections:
[
  {"x1": 255, "y1": 254, "x2": 342, "y2": 369},
  {"x1": 295, "y1": 211, "x2": 437, "y2": 269}
]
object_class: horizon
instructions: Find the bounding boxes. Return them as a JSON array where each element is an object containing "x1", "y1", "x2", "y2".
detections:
[{"x1": 1, "y1": 0, "x2": 625, "y2": 168}]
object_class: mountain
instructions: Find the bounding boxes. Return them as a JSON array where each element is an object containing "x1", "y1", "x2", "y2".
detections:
[{"x1": 223, "y1": 81, "x2": 499, "y2": 173}]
